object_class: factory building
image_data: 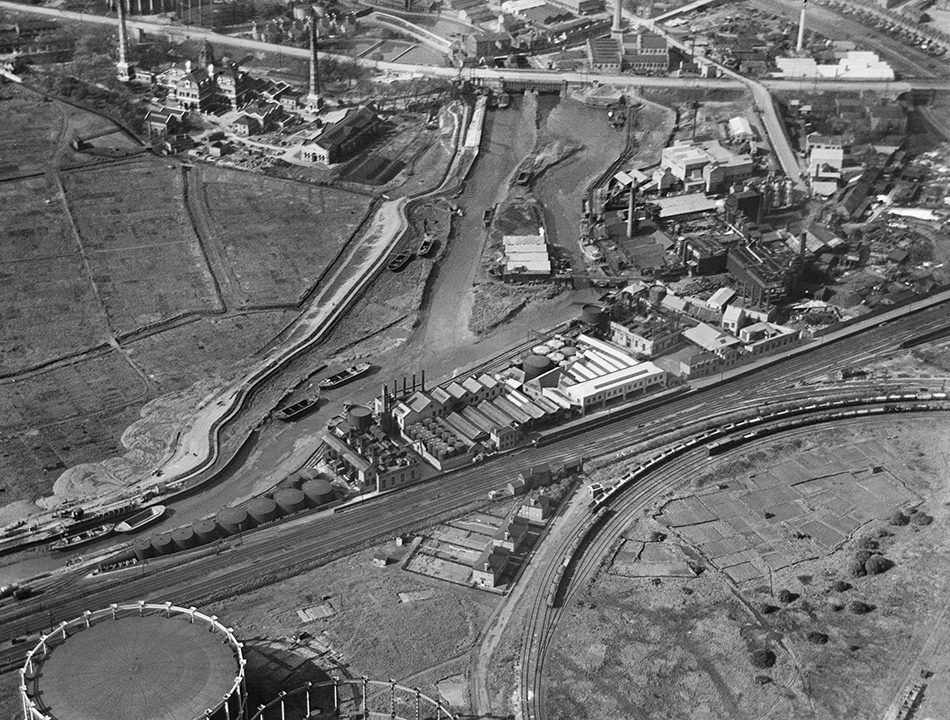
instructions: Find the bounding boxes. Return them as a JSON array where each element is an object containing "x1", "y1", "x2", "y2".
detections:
[
  {"x1": 609, "y1": 315, "x2": 683, "y2": 357},
  {"x1": 300, "y1": 104, "x2": 382, "y2": 165},
  {"x1": 660, "y1": 140, "x2": 753, "y2": 194}
]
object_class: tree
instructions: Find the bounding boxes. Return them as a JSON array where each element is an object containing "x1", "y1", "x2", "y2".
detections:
[
  {"x1": 911, "y1": 512, "x2": 934, "y2": 526},
  {"x1": 849, "y1": 600, "x2": 873, "y2": 615},
  {"x1": 806, "y1": 631, "x2": 829, "y2": 645},
  {"x1": 865, "y1": 555, "x2": 893, "y2": 575},
  {"x1": 849, "y1": 559, "x2": 867, "y2": 578},
  {"x1": 777, "y1": 589, "x2": 796, "y2": 604},
  {"x1": 833, "y1": 580, "x2": 852, "y2": 592},
  {"x1": 751, "y1": 649, "x2": 776, "y2": 669},
  {"x1": 889, "y1": 511, "x2": 909, "y2": 526}
]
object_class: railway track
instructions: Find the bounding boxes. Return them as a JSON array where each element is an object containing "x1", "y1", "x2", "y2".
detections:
[
  {"x1": 519, "y1": 408, "x2": 950, "y2": 720},
  {"x1": 1, "y1": 302, "x2": 948, "y2": 675}
]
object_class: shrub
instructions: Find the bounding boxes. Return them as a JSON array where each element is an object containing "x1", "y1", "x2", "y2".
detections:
[
  {"x1": 806, "y1": 631, "x2": 829, "y2": 645},
  {"x1": 855, "y1": 550, "x2": 874, "y2": 564},
  {"x1": 833, "y1": 580, "x2": 852, "y2": 592},
  {"x1": 777, "y1": 589, "x2": 797, "y2": 604},
  {"x1": 750, "y1": 649, "x2": 777, "y2": 669},
  {"x1": 889, "y1": 511, "x2": 909, "y2": 526},
  {"x1": 849, "y1": 559, "x2": 867, "y2": 578},
  {"x1": 865, "y1": 555, "x2": 893, "y2": 575},
  {"x1": 850, "y1": 600, "x2": 873, "y2": 615},
  {"x1": 754, "y1": 674, "x2": 772, "y2": 685},
  {"x1": 912, "y1": 512, "x2": 933, "y2": 526},
  {"x1": 856, "y1": 536, "x2": 879, "y2": 550},
  {"x1": 761, "y1": 603, "x2": 779, "y2": 615}
]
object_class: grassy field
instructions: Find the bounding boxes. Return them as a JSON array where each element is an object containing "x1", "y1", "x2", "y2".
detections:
[
  {"x1": 0, "y1": 175, "x2": 106, "y2": 374},
  {"x1": 0, "y1": 84, "x2": 62, "y2": 177},
  {"x1": 200, "y1": 166, "x2": 373, "y2": 307},
  {"x1": 542, "y1": 418, "x2": 950, "y2": 720},
  {"x1": 63, "y1": 160, "x2": 223, "y2": 334}
]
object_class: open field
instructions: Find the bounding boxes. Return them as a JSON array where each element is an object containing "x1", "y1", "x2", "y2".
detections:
[
  {"x1": 62, "y1": 160, "x2": 222, "y2": 334},
  {"x1": 205, "y1": 544, "x2": 496, "y2": 686},
  {"x1": 544, "y1": 418, "x2": 950, "y2": 719},
  {"x1": 0, "y1": 176, "x2": 106, "y2": 374},
  {"x1": 200, "y1": 166, "x2": 374, "y2": 307},
  {"x1": 0, "y1": 84, "x2": 62, "y2": 177}
]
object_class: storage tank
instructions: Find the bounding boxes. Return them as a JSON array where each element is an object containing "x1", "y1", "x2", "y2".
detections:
[
  {"x1": 132, "y1": 537, "x2": 155, "y2": 561},
  {"x1": 151, "y1": 533, "x2": 174, "y2": 556},
  {"x1": 20, "y1": 604, "x2": 247, "y2": 720},
  {"x1": 216, "y1": 506, "x2": 251, "y2": 536},
  {"x1": 347, "y1": 404, "x2": 373, "y2": 430},
  {"x1": 548, "y1": 352, "x2": 565, "y2": 363},
  {"x1": 302, "y1": 478, "x2": 334, "y2": 506},
  {"x1": 523, "y1": 353, "x2": 554, "y2": 381},
  {"x1": 531, "y1": 344, "x2": 551, "y2": 356},
  {"x1": 546, "y1": 338, "x2": 565, "y2": 351},
  {"x1": 171, "y1": 526, "x2": 197, "y2": 552},
  {"x1": 275, "y1": 488, "x2": 308, "y2": 514},
  {"x1": 580, "y1": 303, "x2": 605, "y2": 327},
  {"x1": 193, "y1": 519, "x2": 219, "y2": 544},
  {"x1": 247, "y1": 497, "x2": 278, "y2": 525},
  {"x1": 294, "y1": 469, "x2": 316, "y2": 488},
  {"x1": 561, "y1": 346, "x2": 578, "y2": 358}
]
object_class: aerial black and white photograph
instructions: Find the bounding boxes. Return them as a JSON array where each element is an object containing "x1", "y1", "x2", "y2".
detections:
[{"x1": 1, "y1": 0, "x2": 949, "y2": 716}]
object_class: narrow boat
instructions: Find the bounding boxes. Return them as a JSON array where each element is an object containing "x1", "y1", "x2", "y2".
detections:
[
  {"x1": 387, "y1": 252, "x2": 413, "y2": 272},
  {"x1": 418, "y1": 234, "x2": 435, "y2": 257},
  {"x1": 115, "y1": 505, "x2": 167, "y2": 533},
  {"x1": 50, "y1": 523, "x2": 115, "y2": 551},
  {"x1": 318, "y1": 362, "x2": 372, "y2": 389},
  {"x1": 276, "y1": 396, "x2": 321, "y2": 421}
]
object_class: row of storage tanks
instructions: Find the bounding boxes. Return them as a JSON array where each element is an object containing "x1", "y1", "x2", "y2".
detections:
[
  {"x1": 129, "y1": 475, "x2": 335, "y2": 561},
  {"x1": 521, "y1": 305, "x2": 606, "y2": 381}
]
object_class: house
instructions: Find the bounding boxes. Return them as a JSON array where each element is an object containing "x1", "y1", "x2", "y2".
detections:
[
  {"x1": 519, "y1": 495, "x2": 554, "y2": 522},
  {"x1": 175, "y1": 67, "x2": 217, "y2": 111},
  {"x1": 214, "y1": 65, "x2": 249, "y2": 109},
  {"x1": 621, "y1": 30, "x2": 669, "y2": 74},
  {"x1": 494, "y1": 514, "x2": 530, "y2": 552},
  {"x1": 473, "y1": 32, "x2": 514, "y2": 60},
  {"x1": 240, "y1": 100, "x2": 282, "y2": 133},
  {"x1": 232, "y1": 115, "x2": 259, "y2": 137},
  {"x1": 587, "y1": 36, "x2": 621, "y2": 72},
  {"x1": 301, "y1": 104, "x2": 381, "y2": 165},
  {"x1": 518, "y1": 463, "x2": 552, "y2": 489},
  {"x1": 144, "y1": 106, "x2": 186, "y2": 139},
  {"x1": 728, "y1": 116, "x2": 754, "y2": 142},
  {"x1": 472, "y1": 545, "x2": 510, "y2": 588}
]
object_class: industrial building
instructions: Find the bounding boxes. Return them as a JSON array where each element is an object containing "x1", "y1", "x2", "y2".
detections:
[
  {"x1": 19, "y1": 603, "x2": 247, "y2": 720},
  {"x1": 502, "y1": 230, "x2": 553, "y2": 282},
  {"x1": 660, "y1": 140, "x2": 754, "y2": 194},
  {"x1": 300, "y1": 104, "x2": 382, "y2": 165}
]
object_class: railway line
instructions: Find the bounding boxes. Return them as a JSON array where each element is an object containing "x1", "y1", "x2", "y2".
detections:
[
  {"x1": 0, "y1": 301, "x2": 947, "y2": 678},
  {"x1": 520, "y1": 403, "x2": 950, "y2": 720}
]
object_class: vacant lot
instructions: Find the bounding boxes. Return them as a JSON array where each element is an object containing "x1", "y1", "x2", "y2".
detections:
[
  {"x1": 63, "y1": 161, "x2": 222, "y2": 334},
  {"x1": 0, "y1": 176, "x2": 106, "y2": 374},
  {"x1": 200, "y1": 166, "x2": 373, "y2": 307},
  {"x1": 544, "y1": 417, "x2": 950, "y2": 719}
]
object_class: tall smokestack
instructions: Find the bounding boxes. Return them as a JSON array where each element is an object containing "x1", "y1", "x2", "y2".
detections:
[
  {"x1": 306, "y1": 18, "x2": 321, "y2": 112},
  {"x1": 626, "y1": 184, "x2": 635, "y2": 238},
  {"x1": 612, "y1": 0, "x2": 623, "y2": 37},
  {"x1": 796, "y1": 0, "x2": 807, "y2": 53},
  {"x1": 116, "y1": 0, "x2": 134, "y2": 82}
]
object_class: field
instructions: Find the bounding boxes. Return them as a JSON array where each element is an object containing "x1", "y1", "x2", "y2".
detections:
[
  {"x1": 0, "y1": 175, "x2": 106, "y2": 374},
  {"x1": 62, "y1": 161, "x2": 222, "y2": 334},
  {"x1": 543, "y1": 418, "x2": 950, "y2": 720},
  {"x1": 0, "y1": 84, "x2": 62, "y2": 177},
  {"x1": 199, "y1": 166, "x2": 374, "y2": 307}
]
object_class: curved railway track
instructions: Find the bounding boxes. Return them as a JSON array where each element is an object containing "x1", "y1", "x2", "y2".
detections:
[
  {"x1": 0, "y1": 302, "x2": 948, "y2": 675},
  {"x1": 520, "y1": 408, "x2": 950, "y2": 720}
]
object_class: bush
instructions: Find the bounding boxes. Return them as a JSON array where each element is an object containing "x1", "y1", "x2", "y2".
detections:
[
  {"x1": 850, "y1": 600, "x2": 873, "y2": 615},
  {"x1": 865, "y1": 555, "x2": 894, "y2": 575},
  {"x1": 856, "y1": 536, "x2": 879, "y2": 550},
  {"x1": 754, "y1": 674, "x2": 772, "y2": 685},
  {"x1": 889, "y1": 511, "x2": 909, "y2": 526},
  {"x1": 806, "y1": 631, "x2": 829, "y2": 645},
  {"x1": 833, "y1": 580, "x2": 852, "y2": 592},
  {"x1": 912, "y1": 512, "x2": 933, "y2": 526},
  {"x1": 761, "y1": 603, "x2": 779, "y2": 615},
  {"x1": 750, "y1": 649, "x2": 777, "y2": 669},
  {"x1": 849, "y1": 559, "x2": 867, "y2": 577},
  {"x1": 855, "y1": 550, "x2": 874, "y2": 564},
  {"x1": 777, "y1": 589, "x2": 797, "y2": 604}
]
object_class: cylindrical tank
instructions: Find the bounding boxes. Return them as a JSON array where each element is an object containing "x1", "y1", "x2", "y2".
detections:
[
  {"x1": 649, "y1": 285, "x2": 667, "y2": 305},
  {"x1": 294, "y1": 469, "x2": 316, "y2": 488},
  {"x1": 275, "y1": 488, "x2": 307, "y2": 514},
  {"x1": 561, "y1": 346, "x2": 578, "y2": 358},
  {"x1": 531, "y1": 344, "x2": 551, "y2": 356},
  {"x1": 151, "y1": 533, "x2": 174, "y2": 556},
  {"x1": 302, "y1": 478, "x2": 334, "y2": 506},
  {"x1": 193, "y1": 519, "x2": 219, "y2": 544},
  {"x1": 546, "y1": 338, "x2": 565, "y2": 351},
  {"x1": 523, "y1": 354, "x2": 554, "y2": 381},
  {"x1": 19, "y1": 604, "x2": 247, "y2": 720},
  {"x1": 247, "y1": 497, "x2": 278, "y2": 525},
  {"x1": 347, "y1": 405, "x2": 373, "y2": 430},
  {"x1": 171, "y1": 526, "x2": 197, "y2": 552},
  {"x1": 216, "y1": 506, "x2": 250, "y2": 536},
  {"x1": 580, "y1": 303, "x2": 605, "y2": 325},
  {"x1": 549, "y1": 352, "x2": 565, "y2": 363},
  {"x1": 132, "y1": 537, "x2": 155, "y2": 561}
]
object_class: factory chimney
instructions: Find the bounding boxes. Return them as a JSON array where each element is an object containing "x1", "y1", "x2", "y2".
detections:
[
  {"x1": 612, "y1": 0, "x2": 623, "y2": 37},
  {"x1": 116, "y1": 0, "x2": 135, "y2": 82},
  {"x1": 305, "y1": 18, "x2": 322, "y2": 113},
  {"x1": 796, "y1": 0, "x2": 807, "y2": 53}
]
